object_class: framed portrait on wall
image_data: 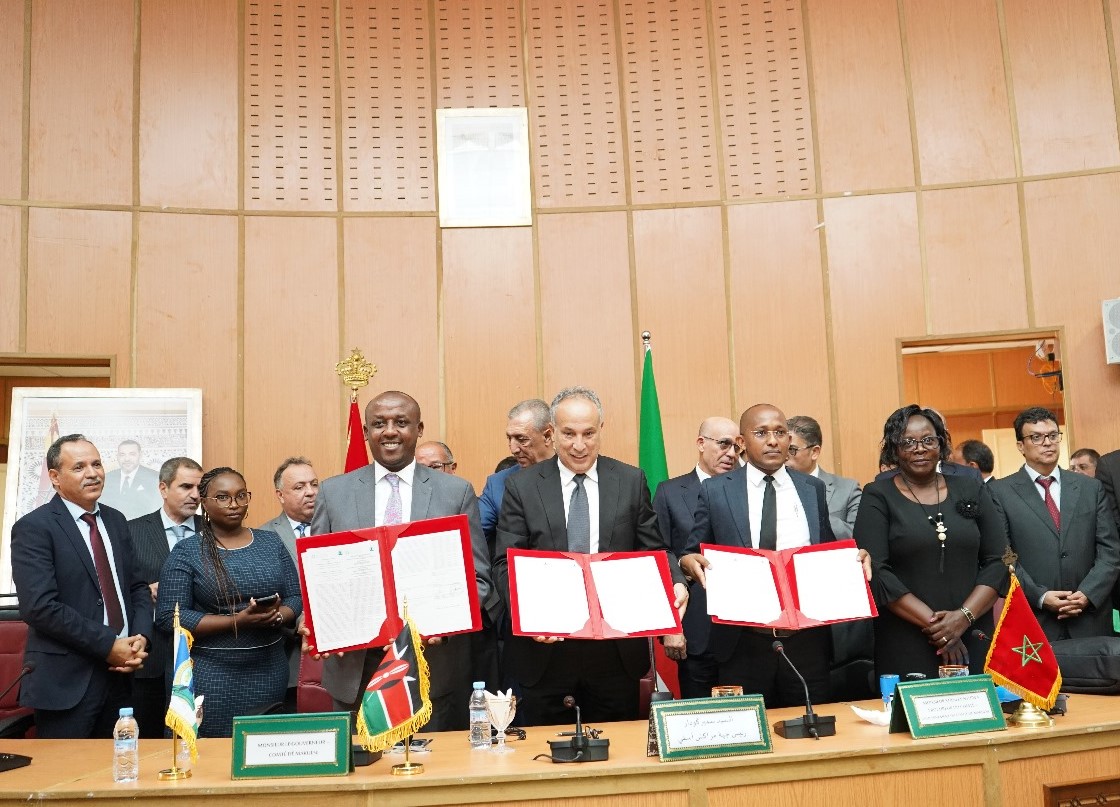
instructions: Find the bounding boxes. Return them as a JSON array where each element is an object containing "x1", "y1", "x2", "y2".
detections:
[{"x1": 1, "y1": 388, "x2": 203, "y2": 594}]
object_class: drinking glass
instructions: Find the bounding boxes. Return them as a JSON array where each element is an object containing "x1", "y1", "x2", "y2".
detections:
[{"x1": 486, "y1": 693, "x2": 517, "y2": 754}]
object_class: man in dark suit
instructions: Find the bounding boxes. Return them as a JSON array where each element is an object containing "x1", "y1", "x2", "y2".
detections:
[
  {"x1": 989, "y1": 407, "x2": 1120, "y2": 640},
  {"x1": 653, "y1": 415, "x2": 739, "y2": 698},
  {"x1": 681, "y1": 404, "x2": 837, "y2": 708},
  {"x1": 259, "y1": 456, "x2": 320, "y2": 559},
  {"x1": 100, "y1": 439, "x2": 161, "y2": 520},
  {"x1": 127, "y1": 456, "x2": 203, "y2": 738},
  {"x1": 11, "y1": 434, "x2": 152, "y2": 738},
  {"x1": 495, "y1": 387, "x2": 688, "y2": 726},
  {"x1": 951, "y1": 439, "x2": 996, "y2": 483},
  {"x1": 1097, "y1": 448, "x2": 1120, "y2": 526},
  {"x1": 308, "y1": 391, "x2": 493, "y2": 731},
  {"x1": 785, "y1": 415, "x2": 862, "y2": 538}
]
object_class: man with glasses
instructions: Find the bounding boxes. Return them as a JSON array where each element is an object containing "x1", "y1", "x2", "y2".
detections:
[
  {"x1": 416, "y1": 441, "x2": 458, "y2": 475},
  {"x1": 990, "y1": 407, "x2": 1120, "y2": 640},
  {"x1": 786, "y1": 415, "x2": 861, "y2": 540},
  {"x1": 653, "y1": 416, "x2": 740, "y2": 697}
]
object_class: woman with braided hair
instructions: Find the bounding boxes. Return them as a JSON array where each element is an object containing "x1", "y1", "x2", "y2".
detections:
[{"x1": 156, "y1": 467, "x2": 301, "y2": 737}]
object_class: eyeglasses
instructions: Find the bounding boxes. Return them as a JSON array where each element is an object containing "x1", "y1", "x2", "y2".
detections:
[
  {"x1": 787, "y1": 443, "x2": 819, "y2": 457},
  {"x1": 747, "y1": 429, "x2": 789, "y2": 441},
  {"x1": 1023, "y1": 431, "x2": 1063, "y2": 446},
  {"x1": 700, "y1": 436, "x2": 738, "y2": 452},
  {"x1": 424, "y1": 461, "x2": 455, "y2": 470},
  {"x1": 898, "y1": 436, "x2": 940, "y2": 451},
  {"x1": 203, "y1": 491, "x2": 252, "y2": 506}
]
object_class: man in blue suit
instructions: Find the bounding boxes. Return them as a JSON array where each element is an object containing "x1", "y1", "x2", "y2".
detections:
[
  {"x1": 11, "y1": 434, "x2": 152, "y2": 738},
  {"x1": 681, "y1": 404, "x2": 836, "y2": 708}
]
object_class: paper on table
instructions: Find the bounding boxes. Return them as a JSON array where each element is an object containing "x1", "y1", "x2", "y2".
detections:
[
  {"x1": 513, "y1": 555, "x2": 590, "y2": 634},
  {"x1": 391, "y1": 529, "x2": 473, "y2": 636},
  {"x1": 704, "y1": 548, "x2": 782, "y2": 624},
  {"x1": 301, "y1": 541, "x2": 385, "y2": 652},
  {"x1": 793, "y1": 546, "x2": 873, "y2": 622},
  {"x1": 589, "y1": 555, "x2": 677, "y2": 634}
]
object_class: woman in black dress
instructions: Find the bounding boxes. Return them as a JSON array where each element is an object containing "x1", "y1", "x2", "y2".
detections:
[{"x1": 855, "y1": 406, "x2": 1008, "y2": 679}]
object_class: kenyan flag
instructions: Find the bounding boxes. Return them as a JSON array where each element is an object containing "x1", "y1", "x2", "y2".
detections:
[{"x1": 356, "y1": 615, "x2": 432, "y2": 752}]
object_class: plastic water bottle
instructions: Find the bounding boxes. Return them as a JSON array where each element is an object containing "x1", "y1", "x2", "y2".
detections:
[
  {"x1": 112, "y1": 707, "x2": 139, "y2": 783},
  {"x1": 469, "y1": 681, "x2": 490, "y2": 748}
]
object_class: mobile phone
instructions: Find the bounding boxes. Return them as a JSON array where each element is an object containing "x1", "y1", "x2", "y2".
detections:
[
  {"x1": 253, "y1": 593, "x2": 280, "y2": 608},
  {"x1": 390, "y1": 738, "x2": 431, "y2": 752}
]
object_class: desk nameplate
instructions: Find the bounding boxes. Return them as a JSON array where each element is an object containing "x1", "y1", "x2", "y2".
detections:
[
  {"x1": 651, "y1": 696, "x2": 771, "y2": 761},
  {"x1": 231, "y1": 712, "x2": 351, "y2": 779},
  {"x1": 889, "y1": 674, "x2": 1006, "y2": 739}
]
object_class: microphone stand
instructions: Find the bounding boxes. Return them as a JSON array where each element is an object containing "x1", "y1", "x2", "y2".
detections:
[{"x1": 771, "y1": 641, "x2": 836, "y2": 740}]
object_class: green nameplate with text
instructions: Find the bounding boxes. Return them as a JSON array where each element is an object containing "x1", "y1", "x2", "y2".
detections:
[
  {"x1": 889, "y1": 674, "x2": 1006, "y2": 739},
  {"x1": 231, "y1": 712, "x2": 351, "y2": 779},
  {"x1": 651, "y1": 696, "x2": 772, "y2": 762}
]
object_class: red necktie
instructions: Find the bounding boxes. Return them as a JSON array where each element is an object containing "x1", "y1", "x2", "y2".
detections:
[
  {"x1": 80, "y1": 513, "x2": 125, "y2": 634},
  {"x1": 1036, "y1": 476, "x2": 1060, "y2": 532}
]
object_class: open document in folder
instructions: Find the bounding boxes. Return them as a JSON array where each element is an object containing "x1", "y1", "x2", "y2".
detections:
[
  {"x1": 296, "y1": 514, "x2": 481, "y2": 654},
  {"x1": 702, "y1": 539, "x2": 876, "y2": 630},
  {"x1": 507, "y1": 549, "x2": 682, "y2": 639}
]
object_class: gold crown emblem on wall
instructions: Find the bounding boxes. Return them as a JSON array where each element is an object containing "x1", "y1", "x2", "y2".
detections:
[{"x1": 335, "y1": 348, "x2": 377, "y2": 393}]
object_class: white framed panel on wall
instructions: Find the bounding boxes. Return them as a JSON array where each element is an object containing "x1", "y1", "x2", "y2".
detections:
[{"x1": 436, "y1": 108, "x2": 532, "y2": 227}]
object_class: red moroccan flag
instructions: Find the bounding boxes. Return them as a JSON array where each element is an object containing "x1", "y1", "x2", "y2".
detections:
[
  {"x1": 344, "y1": 400, "x2": 368, "y2": 472},
  {"x1": 983, "y1": 569, "x2": 1062, "y2": 710}
]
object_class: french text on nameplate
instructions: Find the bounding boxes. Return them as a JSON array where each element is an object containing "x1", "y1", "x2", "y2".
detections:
[
  {"x1": 912, "y1": 691, "x2": 994, "y2": 726},
  {"x1": 664, "y1": 710, "x2": 762, "y2": 749},
  {"x1": 244, "y1": 731, "x2": 339, "y2": 767}
]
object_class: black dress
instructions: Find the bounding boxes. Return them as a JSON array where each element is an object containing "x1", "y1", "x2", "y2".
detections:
[{"x1": 855, "y1": 474, "x2": 1008, "y2": 679}]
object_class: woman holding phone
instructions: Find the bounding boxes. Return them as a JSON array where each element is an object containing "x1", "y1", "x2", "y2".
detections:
[{"x1": 156, "y1": 467, "x2": 301, "y2": 737}]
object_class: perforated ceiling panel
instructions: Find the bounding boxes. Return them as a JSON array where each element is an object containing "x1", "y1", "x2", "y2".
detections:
[
  {"x1": 340, "y1": 1, "x2": 434, "y2": 211},
  {"x1": 620, "y1": 0, "x2": 719, "y2": 204},
  {"x1": 528, "y1": 1, "x2": 625, "y2": 208},
  {"x1": 713, "y1": 0, "x2": 814, "y2": 197},
  {"x1": 245, "y1": 1, "x2": 337, "y2": 210},
  {"x1": 436, "y1": 0, "x2": 525, "y2": 109}
]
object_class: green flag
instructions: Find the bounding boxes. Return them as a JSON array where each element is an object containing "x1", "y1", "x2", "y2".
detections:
[{"x1": 638, "y1": 344, "x2": 669, "y2": 498}]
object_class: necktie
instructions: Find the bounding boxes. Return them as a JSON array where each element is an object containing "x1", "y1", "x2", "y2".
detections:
[
  {"x1": 296, "y1": 523, "x2": 309, "y2": 538},
  {"x1": 170, "y1": 524, "x2": 187, "y2": 543},
  {"x1": 1036, "y1": 476, "x2": 1060, "y2": 531},
  {"x1": 567, "y1": 474, "x2": 591, "y2": 553},
  {"x1": 80, "y1": 513, "x2": 124, "y2": 634},
  {"x1": 122, "y1": 475, "x2": 131, "y2": 493},
  {"x1": 759, "y1": 475, "x2": 778, "y2": 550},
  {"x1": 384, "y1": 473, "x2": 403, "y2": 525}
]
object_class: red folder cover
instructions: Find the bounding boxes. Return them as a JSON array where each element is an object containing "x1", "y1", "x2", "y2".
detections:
[
  {"x1": 296, "y1": 514, "x2": 481, "y2": 654},
  {"x1": 702, "y1": 539, "x2": 877, "y2": 630},
  {"x1": 508, "y1": 548, "x2": 682, "y2": 639}
]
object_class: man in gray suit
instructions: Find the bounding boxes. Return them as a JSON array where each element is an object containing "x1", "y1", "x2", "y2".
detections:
[
  {"x1": 309, "y1": 391, "x2": 492, "y2": 731},
  {"x1": 990, "y1": 407, "x2": 1120, "y2": 640},
  {"x1": 259, "y1": 457, "x2": 320, "y2": 559},
  {"x1": 786, "y1": 415, "x2": 861, "y2": 539}
]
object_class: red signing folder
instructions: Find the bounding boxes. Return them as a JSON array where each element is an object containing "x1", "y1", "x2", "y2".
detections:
[
  {"x1": 508, "y1": 548, "x2": 682, "y2": 639},
  {"x1": 296, "y1": 514, "x2": 481, "y2": 654},
  {"x1": 702, "y1": 539, "x2": 876, "y2": 630}
]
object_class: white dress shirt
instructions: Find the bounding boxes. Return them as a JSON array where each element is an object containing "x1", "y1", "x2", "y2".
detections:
[
  {"x1": 559, "y1": 460, "x2": 600, "y2": 553},
  {"x1": 694, "y1": 464, "x2": 712, "y2": 483},
  {"x1": 745, "y1": 463, "x2": 811, "y2": 550},
  {"x1": 61, "y1": 497, "x2": 128, "y2": 637},
  {"x1": 373, "y1": 460, "x2": 416, "y2": 526},
  {"x1": 1023, "y1": 463, "x2": 1062, "y2": 510}
]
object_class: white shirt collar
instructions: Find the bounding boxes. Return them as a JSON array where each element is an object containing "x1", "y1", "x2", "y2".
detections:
[
  {"x1": 809, "y1": 466, "x2": 820, "y2": 478},
  {"x1": 1023, "y1": 463, "x2": 1059, "y2": 482},
  {"x1": 558, "y1": 458, "x2": 598, "y2": 486},
  {"x1": 745, "y1": 462, "x2": 792, "y2": 488},
  {"x1": 373, "y1": 460, "x2": 416, "y2": 487},
  {"x1": 61, "y1": 496, "x2": 97, "y2": 519},
  {"x1": 694, "y1": 463, "x2": 712, "y2": 483},
  {"x1": 160, "y1": 508, "x2": 194, "y2": 532}
]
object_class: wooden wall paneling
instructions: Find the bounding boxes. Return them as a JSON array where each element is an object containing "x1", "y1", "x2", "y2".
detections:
[
  {"x1": 709, "y1": 767, "x2": 986, "y2": 807},
  {"x1": 537, "y1": 212, "x2": 637, "y2": 463},
  {"x1": 136, "y1": 213, "x2": 238, "y2": 469},
  {"x1": 805, "y1": 0, "x2": 914, "y2": 192},
  {"x1": 339, "y1": 1, "x2": 435, "y2": 212},
  {"x1": 1003, "y1": 0, "x2": 1120, "y2": 175},
  {"x1": 991, "y1": 346, "x2": 1058, "y2": 409},
  {"x1": 902, "y1": 353, "x2": 919, "y2": 403},
  {"x1": 441, "y1": 228, "x2": 536, "y2": 490},
  {"x1": 1001, "y1": 747, "x2": 1120, "y2": 807},
  {"x1": 712, "y1": 0, "x2": 815, "y2": 198},
  {"x1": 619, "y1": 0, "x2": 720, "y2": 205},
  {"x1": 435, "y1": 0, "x2": 525, "y2": 108},
  {"x1": 633, "y1": 207, "x2": 730, "y2": 476},
  {"x1": 824, "y1": 193, "x2": 922, "y2": 482},
  {"x1": 243, "y1": 217, "x2": 340, "y2": 515},
  {"x1": 0, "y1": 0, "x2": 23, "y2": 200},
  {"x1": 910, "y1": 352, "x2": 994, "y2": 412},
  {"x1": 28, "y1": 0, "x2": 133, "y2": 205},
  {"x1": 139, "y1": 0, "x2": 239, "y2": 210},
  {"x1": 0, "y1": 206, "x2": 19, "y2": 352},
  {"x1": 244, "y1": 0, "x2": 338, "y2": 211},
  {"x1": 727, "y1": 200, "x2": 834, "y2": 467},
  {"x1": 1023, "y1": 174, "x2": 1120, "y2": 451},
  {"x1": 945, "y1": 413, "x2": 997, "y2": 447},
  {"x1": 342, "y1": 217, "x2": 440, "y2": 433},
  {"x1": 922, "y1": 185, "x2": 1028, "y2": 334},
  {"x1": 528, "y1": 0, "x2": 626, "y2": 208},
  {"x1": 25, "y1": 209, "x2": 133, "y2": 379},
  {"x1": 902, "y1": 0, "x2": 1015, "y2": 184}
]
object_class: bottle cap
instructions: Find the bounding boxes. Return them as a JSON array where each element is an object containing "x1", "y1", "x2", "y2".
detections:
[
  {"x1": 473, "y1": 681, "x2": 485, "y2": 689},
  {"x1": 119, "y1": 707, "x2": 134, "y2": 717}
]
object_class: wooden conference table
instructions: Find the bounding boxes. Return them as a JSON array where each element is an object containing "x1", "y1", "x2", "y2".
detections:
[{"x1": 0, "y1": 697, "x2": 1117, "y2": 807}]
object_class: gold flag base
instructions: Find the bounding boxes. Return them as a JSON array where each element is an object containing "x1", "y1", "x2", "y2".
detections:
[
  {"x1": 1007, "y1": 701, "x2": 1054, "y2": 728},
  {"x1": 157, "y1": 767, "x2": 192, "y2": 780},
  {"x1": 391, "y1": 761, "x2": 424, "y2": 776}
]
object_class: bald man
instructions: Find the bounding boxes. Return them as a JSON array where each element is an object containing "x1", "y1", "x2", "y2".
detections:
[
  {"x1": 415, "y1": 441, "x2": 457, "y2": 474},
  {"x1": 653, "y1": 416, "x2": 741, "y2": 698}
]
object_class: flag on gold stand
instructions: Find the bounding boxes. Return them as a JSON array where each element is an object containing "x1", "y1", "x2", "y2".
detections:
[{"x1": 984, "y1": 569, "x2": 1062, "y2": 710}]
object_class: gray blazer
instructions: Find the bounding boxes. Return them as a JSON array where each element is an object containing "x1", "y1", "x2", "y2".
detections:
[
  {"x1": 309, "y1": 462, "x2": 491, "y2": 707},
  {"x1": 256, "y1": 513, "x2": 302, "y2": 688},
  {"x1": 258, "y1": 513, "x2": 299, "y2": 560},
  {"x1": 817, "y1": 468, "x2": 862, "y2": 541},
  {"x1": 990, "y1": 466, "x2": 1120, "y2": 639}
]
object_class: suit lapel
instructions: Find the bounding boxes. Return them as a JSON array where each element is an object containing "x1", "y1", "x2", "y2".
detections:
[
  {"x1": 1011, "y1": 468, "x2": 1059, "y2": 538},
  {"x1": 789, "y1": 472, "x2": 822, "y2": 543},
  {"x1": 597, "y1": 460, "x2": 619, "y2": 551},
  {"x1": 50, "y1": 496, "x2": 100, "y2": 590},
  {"x1": 1056, "y1": 469, "x2": 1080, "y2": 543},
  {"x1": 720, "y1": 470, "x2": 750, "y2": 548},
  {"x1": 536, "y1": 459, "x2": 567, "y2": 551},
  {"x1": 353, "y1": 465, "x2": 378, "y2": 526},
  {"x1": 411, "y1": 464, "x2": 433, "y2": 520}
]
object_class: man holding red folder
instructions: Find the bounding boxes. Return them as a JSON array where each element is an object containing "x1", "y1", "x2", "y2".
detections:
[{"x1": 680, "y1": 404, "x2": 837, "y2": 708}]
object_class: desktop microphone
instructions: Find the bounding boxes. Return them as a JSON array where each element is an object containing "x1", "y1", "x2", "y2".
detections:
[
  {"x1": 0, "y1": 662, "x2": 34, "y2": 705},
  {"x1": 770, "y1": 641, "x2": 836, "y2": 740},
  {"x1": 541, "y1": 696, "x2": 610, "y2": 763}
]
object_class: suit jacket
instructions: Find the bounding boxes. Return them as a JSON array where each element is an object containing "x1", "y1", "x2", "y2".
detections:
[
  {"x1": 259, "y1": 513, "x2": 299, "y2": 560},
  {"x1": 1097, "y1": 449, "x2": 1120, "y2": 528},
  {"x1": 683, "y1": 466, "x2": 836, "y2": 661},
  {"x1": 494, "y1": 456, "x2": 686, "y2": 687},
  {"x1": 990, "y1": 467, "x2": 1120, "y2": 639},
  {"x1": 310, "y1": 462, "x2": 492, "y2": 705},
  {"x1": 257, "y1": 513, "x2": 303, "y2": 687},
  {"x1": 128, "y1": 510, "x2": 203, "y2": 681},
  {"x1": 100, "y1": 466, "x2": 162, "y2": 520},
  {"x1": 653, "y1": 469, "x2": 711, "y2": 658},
  {"x1": 10, "y1": 495, "x2": 154, "y2": 712},
  {"x1": 478, "y1": 465, "x2": 519, "y2": 552},
  {"x1": 817, "y1": 468, "x2": 862, "y2": 540}
]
